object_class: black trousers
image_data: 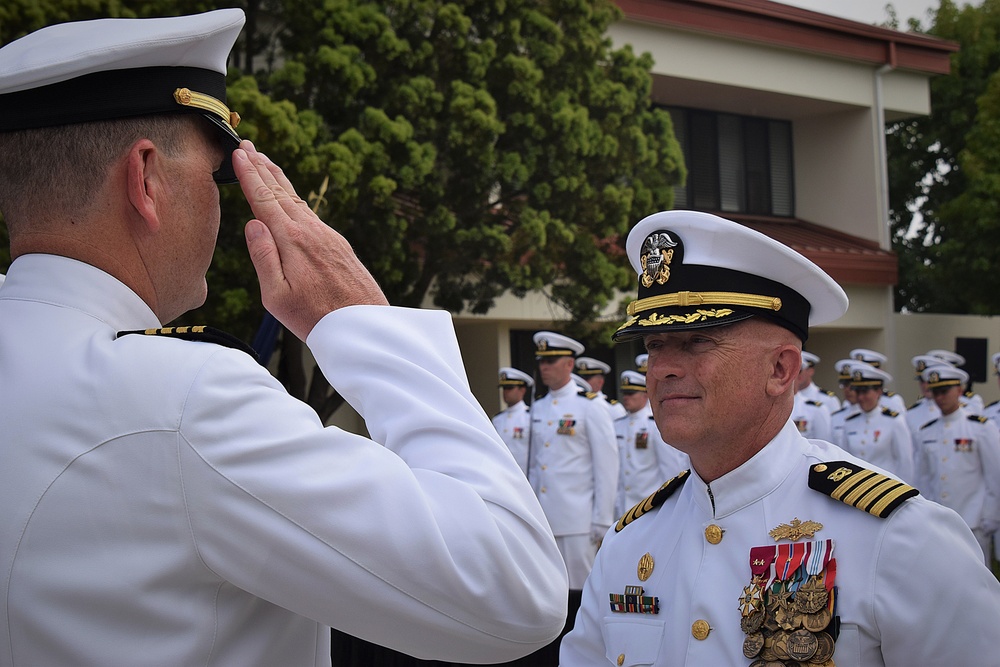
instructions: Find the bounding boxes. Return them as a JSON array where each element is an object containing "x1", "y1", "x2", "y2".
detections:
[{"x1": 330, "y1": 590, "x2": 582, "y2": 667}]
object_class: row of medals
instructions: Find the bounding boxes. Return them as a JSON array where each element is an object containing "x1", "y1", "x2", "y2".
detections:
[{"x1": 740, "y1": 574, "x2": 835, "y2": 666}]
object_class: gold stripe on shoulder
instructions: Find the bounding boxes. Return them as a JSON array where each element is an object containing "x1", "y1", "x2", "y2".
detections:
[
  {"x1": 615, "y1": 469, "x2": 690, "y2": 532},
  {"x1": 809, "y1": 461, "x2": 918, "y2": 518}
]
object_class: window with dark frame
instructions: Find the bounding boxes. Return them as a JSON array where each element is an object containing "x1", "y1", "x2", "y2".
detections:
[{"x1": 666, "y1": 106, "x2": 794, "y2": 218}]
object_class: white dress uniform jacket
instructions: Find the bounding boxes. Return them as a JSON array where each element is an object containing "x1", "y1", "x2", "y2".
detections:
[
  {"x1": 613, "y1": 403, "x2": 689, "y2": 518},
  {"x1": 791, "y1": 393, "x2": 832, "y2": 441},
  {"x1": 984, "y1": 399, "x2": 1000, "y2": 426},
  {"x1": 915, "y1": 408, "x2": 1000, "y2": 541},
  {"x1": 528, "y1": 381, "x2": 619, "y2": 536},
  {"x1": 905, "y1": 396, "x2": 940, "y2": 436},
  {"x1": 0, "y1": 255, "x2": 567, "y2": 666},
  {"x1": 842, "y1": 407, "x2": 915, "y2": 484},
  {"x1": 597, "y1": 390, "x2": 628, "y2": 422},
  {"x1": 560, "y1": 420, "x2": 1000, "y2": 666},
  {"x1": 799, "y1": 381, "x2": 841, "y2": 416},
  {"x1": 492, "y1": 399, "x2": 532, "y2": 476},
  {"x1": 879, "y1": 392, "x2": 907, "y2": 415},
  {"x1": 830, "y1": 403, "x2": 860, "y2": 449}
]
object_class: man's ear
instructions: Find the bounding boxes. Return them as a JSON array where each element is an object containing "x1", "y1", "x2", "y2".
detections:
[
  {"x1": 767, "y1": 345, "x2": 802, "y2": 397},
  {"x1": 125, "y1": 138, "x2": 164, "y2": 234}
]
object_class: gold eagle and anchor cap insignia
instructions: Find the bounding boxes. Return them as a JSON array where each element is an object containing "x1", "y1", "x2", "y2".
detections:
[{"x1": 613, "y1": 211, "x2": 848, "y2": 344}]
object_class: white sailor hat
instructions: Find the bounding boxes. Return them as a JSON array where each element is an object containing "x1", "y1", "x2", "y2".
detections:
[
  {"x1": 533, "y1": 331, "x2": 585, "y2": 359},
  {"x1": 992, "y1": 352, "x2": 1000, "y2": 374},
  {"x1": 0, "y1": 9, "x2": 245, "y2": 183},
  {"x1": 571, "y1": 373, "x2": 591, "y2": 392},
  {"x1": 927, "y1": 349, "x2": 965, "y2": 367},
  {"x1": 575, "y1": 356, "x2": 611, "y2": 376},
  {"x1": 635, "y1": 353, "x2": 648, "y2": 374},
  {"x1": 801, "y1": 351, "x2": 820, "y2": 368},
  {"x1": 847, "y1": 362, "x2": 892, "y2": 388},
  {"x1": 498, "y1": 367, "x2": 534, "y2": 388},
  {"x1": 834, "y1": 359, "x2": 855, "y2": 382},
  {"x1": 613, "y1": 211, "x2": 847, "y2": 343},
  {"x1": 620, "y1": 370, "x2": 647, "y2": 393},
  {"x1": 922, "y1": 364, "x2": 969, "y2": 389},
  {"x1": 850, "y1": 348, "x2": 887, "y2": 368},
  {"x1": 912, "y1": 354, "x2": 945, "y2": 378}
]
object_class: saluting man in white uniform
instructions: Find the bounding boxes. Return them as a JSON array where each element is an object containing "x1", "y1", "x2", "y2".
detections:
[
  {"x1": 0, "y1": 11, "x2": 567, "y2": 666},
  {"x1": 560, "y1": 210, "x2": 1000, "y2": 667},
  {"x1": 915, "y1": 365, "x2": 1000, "y2": 564},
  {"x1": 613, "y1": 370, "x2": 690, "y2": 518},
  {"x1": 841, "y1": 362, "x2": 915, "y2": 484},
  {"x1": 492, "y1": 367, "x2": 534, "y2": 476}
]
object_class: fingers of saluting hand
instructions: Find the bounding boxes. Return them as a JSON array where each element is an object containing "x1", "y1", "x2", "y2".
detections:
[
  {"x1": 233, "y1": 140, "x2": 389, "y2": 342},
  {"x1": 234, "y1": 140, "x2": 317, "y2": 233}
]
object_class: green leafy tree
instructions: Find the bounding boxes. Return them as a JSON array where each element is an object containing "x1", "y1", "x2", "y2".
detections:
[
  {"x1": 0, "y1": 0, "x2": 684, "y2": 420},
  {"x1": 886, "y1": 0, "x2": 1000, "y2": 313}
]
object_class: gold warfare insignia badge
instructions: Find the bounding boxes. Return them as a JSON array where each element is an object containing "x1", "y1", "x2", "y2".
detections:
[
  {"x1": 640, "y1": 231, "x2": 678, "y2": 288},
  {"x1": 768, "y1": 517, "x2": 823, "y2": 542}
]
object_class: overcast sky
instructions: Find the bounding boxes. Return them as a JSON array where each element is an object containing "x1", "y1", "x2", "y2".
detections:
[{"x1": 775, "y1": 0, "x2": 975, "y2": 27}]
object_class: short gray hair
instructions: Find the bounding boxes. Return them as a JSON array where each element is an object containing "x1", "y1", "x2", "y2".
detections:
[{"x1": 0, "y1": 114, "x2": 199, "y2": 226}]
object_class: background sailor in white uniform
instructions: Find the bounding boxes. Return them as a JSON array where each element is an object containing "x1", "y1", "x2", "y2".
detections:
[
  {"x1": 576, "y1": 356, "x2": 628, "y2": 421},
  {"x1": 613, "y1": 370, "x2": 690, "y2": 518},
  {"x1": 492, "y1": 367, "x2": 534, "y2": 476},
  {"x1": 914, "y1": 365, "x2": 1000, "y2": 564},
  {"x1": 840, "y1": 362, "x2": 915, "y2": 484}
]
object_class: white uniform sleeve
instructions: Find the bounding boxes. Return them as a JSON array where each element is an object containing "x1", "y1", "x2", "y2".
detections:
[
  {"x1": 891, "y1": 417, "x2": 915, "y2": 484},
  {"x1": 977, "y1": 419, "x2": 1000, "y2": 532},
  {"x1": 588, "y1": 398, "x2": 620, "y2": 530},
  {"x1": 875, "y1": 498, "x2": 1000, "y2": 665},
  {"x1": 178, "y1": 306, "x2": 568, "y2": 662}
]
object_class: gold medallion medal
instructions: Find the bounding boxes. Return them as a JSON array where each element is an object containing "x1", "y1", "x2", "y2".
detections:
[{"x1": 637, "y1": 552, "x2": 654, "y2": 581}]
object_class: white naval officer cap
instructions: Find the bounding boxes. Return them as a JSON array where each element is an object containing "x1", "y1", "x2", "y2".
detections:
[
  {"x1": 0, "y1": 9, "x2": 245, "y2": 183},
  {"x1": 800, "y1": 351, "x2": 820, "y2": 370},
  {"x1": 634, "y1": 353, "x2": 648, "y2": 374},
  {"x1": 570, "y1": 373, "x2": 591, "y2": 392},
  {"x1": 833, "y1": 359, "x2": 855, "y2": 382},
  {"x1": 912, "y1": 354, "x2": 945, "y2": 378},
  {"x1": 846, "y1": 362, "x2": 891, "y2": 388},
  {"x1": 613, "y1": 211, "x2": 847, "y2": 343},
  {"x1": 849, "y1": 348, "x2": 887, "y2": 368},
  {"x1": 619, "y1": 370, "x2": 647, "y2": 393},
  {"x1": 922, "y1": 364, "x2": 969, "y2": 389},
  {"x1": 927, "y1": 349, "x2": 966, "y2": 367},
  {"x1": 533, "y1": 331, "x2": 585, "y2": 359},
  {"x1": 992, "y1": 352, "x2": 1000, "y2": 374},
  {"x1": 497, "y1": 367, "x2": 534, "y2": 388},
  {"x1": 575, "y1": 356, "x2": 611, "y2": 376}
]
